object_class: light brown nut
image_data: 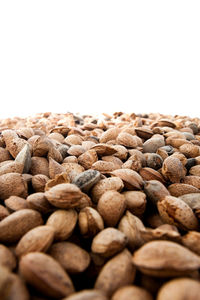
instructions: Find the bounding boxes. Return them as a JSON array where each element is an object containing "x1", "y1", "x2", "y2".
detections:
[
  {"x1": 0, "y1": 147, "x2": 12, "y2": 163},
  {"x1": 161, "y1": 156, "x2": 186, "y2": 183},
  {"x1": 113, "y1": 145, "x2": 128, "y2": 160},
  {"x1": 182, "y1": 175, "x2": 200, "y2": 189},
  {"x1": 62, "y1": 162, "x2": 85, "y2": 181},
  {"x1": 139, "y1": 167, "x2": 165, "y2": 183},
  {"x1": 49, "y1": 242, "x2": 90, "y2": 274},
  {"x1": 81, "y1": 140, "x2": 96, "y2": 151},
  {"x1": 118, "y1": 211, "x2": 145, "y2": 251},
  {"x1": 65, "y1": 134, "x2": 83, "y2": 145},
  {"x1": 144, "y1": 180, "x2": 170, "y2": 205},
  {"x1": 179, "y1": 143, "x2": 200, "y2": 158},
  {"x1": 46, "y1": 209, "x2": 77, "y2": 241},
  {"x1": 75, "y1": 193, "x2": 92, "y2": 211},
  {"x1": 32, "y1": 174, "x2": 49, "y2": 192},
  {"x1": 72, "y1": 169, "x2": 101, "y2": 192},
  {"x1": 0, "y1": 173, "x2": 28, "y2": 200},
  {"x1": 91, "y1": 228, "x2": 127, "y2": 258},
  {"x1": 97, "y1": 191, "x2": 126, "y2": 226},
  {"x1": 16, "y1": 225, "x2": 55, "y2": 257},
  {"x1": 171, "y1": 152, "x2": 188, "y2": 166},
  {"x1": 116, "y1": 132, "x2": 138, "y2": 148},
  {"x1": 100, "y1": 127, "x2": 121, "y2": 143},
  {"x1": 182, "y1": 231, "x2": 200, "y2": 256},
  {"x1": 189, "y1": 165, "x2": 200, "y2": 176},
  {"x1": 132, "y1": 240, "x2": 200, "y2": 277},
  {"x1": 109, "y1": 169, "x2": 143, "y2": 190},
  {"x1": 166, "y1": 137, "x2": 190, "y2": 148},
  {"x1": 78, "y1": 149, "x2": 98, "y2": 169},
  {"x1": 122, "y1": 158, "x2": 142, "y2": 172},
  {"x1": 140, "y1": 224, "x2": 181, "y2": 244},
  {"x1": 79, "y1": 207, "x2": 104, "y2": 238},
  {"x1": 45, "y1": 183, "x2": 83, "y2": 209},
  {"x1": 153, "y1": 119, "x2": 176, "y2": 128},
  {"x1": 92, "y1": 160, "x2": 118, "y2": 173},
  {"x1": 143, "y1": 137, "x2": 165, "y2": 153},
  {"x1": 95, "y1": 249, "x2": 136, "y2": 297},
  {"x1": 0, "y1": 205, "x2": 10, "y2": 221},
  {"x1": 135, "y1": 127, "x2": 153, "y2": 140},
  {"x1": 45, "y1": 172, "x2": 70, "y2": 191},
  {"x1": 178, "y1": 193, "x2": 200, "y2": 218},
  {"x1": 122, "y1": 191, "x2": 146, "y2": 216},
  {"x1": 48, "y1": 132, "x2": 65, "y2": 143},
  {"x1": 157, "y1": 195, "x2": 199, "y2": 230},
  {"x1": 168, "y1": 183, "x2": 199, "y2": 197},
  {"x1": 91, "y1": 177, "x2": 124, "y2": 203},
  {"x1": 30, "y1": 156, "x2": 49, "y2": 177},
  {"x1": 19, "y1": 252, "x2": 74, "y2": 298},
  {"x1": 111, "y1": 285, "x2": 153, "y2": 300},
  {"x1": 49, "y1": 157, "x2": 65, "y2": 179},
  {"x1": 5, "y1": 137, "x2": 29, "y2": 158},
  {"x1": 0, "y1": 244, "x2": 16, "y2": 270},
  {"x1": 0, "y1": 209, "x2": 43, "y2": 243},
  {"x1": 0, "y1": 161, "x2": 24, "y2": 176},
  {"x1": 32, "y1": 136, "x2": 52, "y2": 156},
  {"x1": 5, "y1": 195, "x2": 29, "y2": 212},
  {"x1": 27, "y1": 192, "x2": 54, "y2": 214},
  {"x1": 63, "y1": 155, "x2": 78, "y2": 163},
  {"x1": 67, "y1": 145, "x2": 85, "y2": 157},
  {"x1": 62, "y1": 289, "x2": 108, "y2": 300},
  {"x1": 102, "y1": 156, "x2": 123, "y2": 169},
  {"x1": 15, "y1": 144, "x2": 32, "y2": 173},
  {"x1": 157, "y1": 278, "x2": 200, "y2": 300}
]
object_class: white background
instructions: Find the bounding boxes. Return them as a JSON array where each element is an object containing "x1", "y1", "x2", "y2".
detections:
[{"x1": 0, "y1": 1, "x2": 200, "y2": 119}]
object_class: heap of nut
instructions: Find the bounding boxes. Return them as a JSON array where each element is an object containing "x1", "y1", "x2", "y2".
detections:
[{"x1": 1, "y1": 111, "x2": 200, "y2": 299}]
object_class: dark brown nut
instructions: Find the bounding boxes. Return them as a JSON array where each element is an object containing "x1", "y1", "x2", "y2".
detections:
[
  {"x1": 45, "y1": 183, "x2": 83, "y2": 209},
  {"x1": 46, "y1": 209, "x2": 77, "y2": 241},
  {"x1": 91, "y1": 177, "x2": 124, "y2": 203},
  {"x1": 161, "y1": 156, "x2": 186, "y2": 183},
  {"x1": 15, "y1": 144, "x2": 32, "y2": 173},
  {"x1": 168, "y1": 183, "x2": 199, "y2": 197},
  {"x1": 72, "y1": 170, "x2": 101, "y2": 193},
  {"x1": 27, "y1": 192, "x2": 54, "y2": 214},
  {"x1": 32, "y1": 174, "x2": 49, "y2": 192},
  {"x1": 189, "y1": 165, "x2": 200, "y2": 176},
  {"x1": 5, "y1": 195, "x2": 29, "y2": 212},
  {"x1": 30, "y1": 157, "x2": 49, "y2": 177},
  {"x1": 116, "y1": 132, "x2": 138, "y2": 148},
  {"x1": 111, "y1": 285, "x2": 153, "y2": 300},
  {"x1": 146, "y1": 213, "x2": 165, "y2": 228},
  {"x1": 0, "y1": 244, "x2": 16, "y2": 270},
  {"x1": 91, "y1": 143, "x2": 117, "y2": 156},
  {"x1": 145, "y1": 153, "x2": 163, "y2": 170},
  {"x1": 79, "y1": 207, "x2": 104, "y2": 238},
  {"x1": 75, "y1": 193, "x2": 92, "y2": 211},
  {"x1": 109, "y1": 169, "x2": 143, "y2": 190},
  {"x1": 62, "y1": 289, "x2": 108, "y2": 300},
  {"x1": 19, "y1": 252, "x2": 74, "y2": 298},
  {"x1": 0, "y1": 173, "x2": 28, "y2": 200},
  {"x1": 0, "y1": 205, "x2": 10, "y2": 220},
  {"x1": 153, "y1": 119, "x2": 176, "y2": 128},
  {"x1": 135, "y1": 127, "x2": 153, "y2": 139},
  {"x1": 58, "y1": 144, "x2": 70, "y2": 159},
  {"x1": 143, "y1": 137, "x2": 165, "y2": 153},
  {"x1": 182, "y1": 175, "x2": 200, "y2": 189},
  {"x1": 157, "y1": 196, "x2": 199, "y2": 230},
  {"x1": 139, "y1": 167, "x2": 165, "y2": 183},
  {"x1": 95, "y1": 249, "x2": 136, "y2": 297},
  {"x1": 132, "y1": 240, "x2": 200, "y2": 277},
  {"x1": 157, "y1": 278, "x2": 200, "y2": 300},
  {"x1": 0, "y1": 209, "x2": 43, "y2": 243},
  {"x1": 118, "y1": 211, "x2": 145, "y2": 251},
  {"x1": 49, "y1": 242, "x2": 90, "y2": 274},
  {"x1": 16, "y1": 225, "x2": 55, "y2": 257},
  {"x1": 91, "y1": 228, "x2": 127, "y2": 258},
  {"x1": 49, "y1": 157, "x2": 65, "y2": 179},
  {"x1": 144, "y1": 180, "x2": 170, "y2": 205},
  {"x1": 182, "y1": 231, "x2": 200, "y2": 256},
  {"x1": 179, "y1": 143, "x2": 200, "y2": 158},
  {"x1": 97, "y1": 191, "x2": 126, "y2": 226},
  {"x1": 78, "y1": 149, "x2": 98, "y2": 169},
  {"x1": 100, "y1": 127, "x2": 121, "y2": 143},
  {"x1": 122, "y1": 191, "x2": 146, "y2": 216}
]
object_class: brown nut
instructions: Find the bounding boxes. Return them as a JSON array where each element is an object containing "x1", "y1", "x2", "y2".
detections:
[
  {"x1": 122, "y1": 191, "x2": 146, "y2": 216},
  {"x1": 0, "y1": 173, "x2": 28, "y2": 200},
  {"x1": 111, "y1": 285, "x2": 153, "y2": 300},
  {"x1": 109, "y1": 169, "x2": 144, "y2": 190},
  {"x1": 78, "y1": 207, "x2": 104, "y2": 238},
  {"x1": 144, "y1": 180, "x2": 170, "y2": 205},
  {"x1": 161, "y1": 156, "x2": 186, "y2": 183}
]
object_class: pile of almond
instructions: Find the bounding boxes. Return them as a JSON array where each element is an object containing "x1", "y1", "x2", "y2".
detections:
[{"x1": 0, "y1": 112, "x2": 200, "y2": 299}]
